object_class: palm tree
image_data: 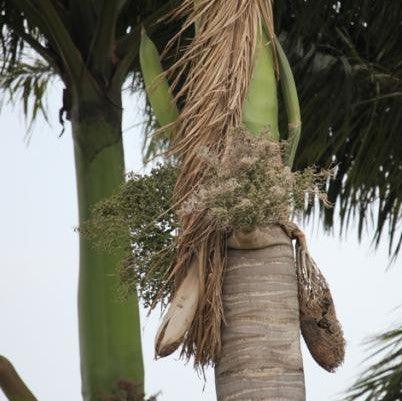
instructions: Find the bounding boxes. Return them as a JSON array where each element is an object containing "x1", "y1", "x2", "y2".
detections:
[
  {"x1": 145, "y1": 1, "x2": 401, "y2": 400},
  {"x1": 0, "y1": 1, "x2": 179, "y2": 400},
  {"x1": 1, "y1": 1, "x2": 401, "y2": 401}
]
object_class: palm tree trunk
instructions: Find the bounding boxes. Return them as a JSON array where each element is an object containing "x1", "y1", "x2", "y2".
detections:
[
  {"x1": 215, "y1": 225, "x2": 305, "y2": 401},
  {"x1": 71, "y1": 91, "x2": 144, "y2": 401}
]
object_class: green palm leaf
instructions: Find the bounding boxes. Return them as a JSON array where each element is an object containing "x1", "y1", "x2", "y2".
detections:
[
  {"x1": 346, "y1": 327, "x2": 402, "y2": 401},
  {"x1": 0, "y1": 58, "x2": 54, "y2": 127},
  {"x1": 1, "y1": 1, "x2": 401, "y2": 256},
  {"x1": 275, "y1": 0, "x2": 402, "y2": 257}
]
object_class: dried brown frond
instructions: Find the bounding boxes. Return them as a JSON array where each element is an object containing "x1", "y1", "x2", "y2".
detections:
[
  {"x1": 299, "y1": 285, "x2": 345, "y2": 373},
  {"x1": 158, "y1": 0, "x2": 278, "y2": 367},
  {"x1": 295, "y1": 232, "x2": 345, "y2": 372},
  {"x1": 282, "y1": 222, "x2": 345, "y2": 372}
]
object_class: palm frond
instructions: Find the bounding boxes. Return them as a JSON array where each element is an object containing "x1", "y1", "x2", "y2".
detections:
[
  {"x1": 346, "y1": 327, "x2": 402, "y2": 401},
  {"x1": 2, "y1": 0, "x2": 401, "y2": 255},
  {"x1": 274, "y1": 0, "x2": 402, "y2": 257},
  {"x1": 0, "y1": 1, "x2": 61, "y2": 72},
  {"x1": 0, "y1": 57, "x2": 54, "y2": 128},
  {"x1": 139, "y1": 1, "x2": 402, "y2": 257},
  {"x1": 0, "y1": 0, "x2": 27, "y2": 71}
]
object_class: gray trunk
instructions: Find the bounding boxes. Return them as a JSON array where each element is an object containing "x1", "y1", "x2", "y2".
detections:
[{"x1": 215, "y1": 226, "x2": 305, "y2": 401}]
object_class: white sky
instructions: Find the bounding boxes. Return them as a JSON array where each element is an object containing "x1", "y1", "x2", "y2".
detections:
[{"x1": 0, "y1": 84, "x2": 401, "y2": 401}]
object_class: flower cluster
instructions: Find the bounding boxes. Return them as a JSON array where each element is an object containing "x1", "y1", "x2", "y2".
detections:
[
  {"x1": 82, "y1": 129, "x2": 330, "y2": 307},
  {"x1": 179, "y1": 129, "x2": 330, "y2": 232}
]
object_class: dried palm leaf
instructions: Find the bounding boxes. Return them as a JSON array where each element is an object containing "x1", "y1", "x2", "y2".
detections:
[
  {"x1": 282, "y1": 222, "x2": 345, "y2": 372},
  {"x1": 159, "y1": 0, "x2": 277, "y2": 366}
]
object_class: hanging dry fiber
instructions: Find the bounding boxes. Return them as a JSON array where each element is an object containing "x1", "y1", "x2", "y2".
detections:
[
  {"x1": 159, "y1": 0, "x2": 275, "y2": 367},
  {"x1": 282, "y1": 223, "x2": 345, "y2": 372}
]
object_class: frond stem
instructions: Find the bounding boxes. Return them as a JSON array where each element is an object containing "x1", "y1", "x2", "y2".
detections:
[{"x1": 0, "y1": 356, "x2": 38, "y2": 401}]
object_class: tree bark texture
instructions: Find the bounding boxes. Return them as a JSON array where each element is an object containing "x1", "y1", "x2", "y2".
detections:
[{"x1": 215, "y1": 226, "x2": 305, "y2": 401}]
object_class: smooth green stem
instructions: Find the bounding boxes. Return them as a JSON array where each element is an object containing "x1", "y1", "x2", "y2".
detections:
[
  {"x1": 72, "y1": 95, "x2": 144, "y2": 401},
  {"x1": 0, "y1": 356, "x2": 38, "y2": 401},
  {"x1": 275, "y1": 38, "x2": 302, "y2": 168},
  {"x1": 91, "y1": 1, "x2": 124, "y2": 81},
  {"x1": 35, "y1": 0, "x2": 86, "y2": 86},
  {"x1": 139, "y1": 29, "x2": 179, "y2": 160},
  {"x1": 242, "y1": 32, "x2": 279, "y2": 140}
]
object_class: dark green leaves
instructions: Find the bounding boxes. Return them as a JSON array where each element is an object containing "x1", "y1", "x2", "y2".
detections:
[
  {"x1": 275, "y1": 0, "x2": 402, "y2": 257},
  {"x1": 0, "y1": 58, "x2": 54, "y2": 127},
  {"x1": 346, "y1": 327, "x2": 402, "y2": 401},
  {"x1": 2, "y1": 0, "x2": 401, "y2": 257}
]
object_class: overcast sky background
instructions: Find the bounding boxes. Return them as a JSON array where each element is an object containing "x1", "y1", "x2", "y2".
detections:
[{"x1": 0, "y1": 83, "x2": 401, "y2": 401}]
